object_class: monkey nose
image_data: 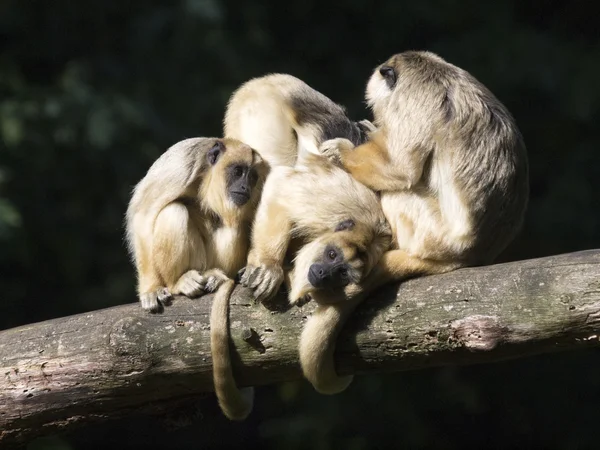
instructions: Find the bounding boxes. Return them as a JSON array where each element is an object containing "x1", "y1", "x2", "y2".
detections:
[{"x1": 308, "y1": 264, "x2": 327, "y2": 288}]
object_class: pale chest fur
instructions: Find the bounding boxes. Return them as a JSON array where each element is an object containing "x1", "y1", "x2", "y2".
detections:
[{"x1": 211, "y1": 225, "x2": 248, "y2": 277}]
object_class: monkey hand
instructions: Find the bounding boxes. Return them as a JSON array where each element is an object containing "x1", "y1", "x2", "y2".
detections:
[
  {"x1": 200, "y1": 268, "x2": 229, "y2": 293},
  {"x1": 240, "y1": 264, "x2": 284, "y2": 303},
  {"x1": 290, "y1": 294, "x2": 312, "y2": 307},
  {"x1": 139, "y1": 287, "x2": 172, "y2": 313},
  {"x1": 319, "y1": 138, "x2": 355, "y2": 167},
  {"x1": 357, "y1": 119, "x2": 377, "y2": 134}
]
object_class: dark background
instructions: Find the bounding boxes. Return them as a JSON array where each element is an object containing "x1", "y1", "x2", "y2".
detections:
[{"x1": 1, "y1": 0, "x2": 599, "y2": 449}]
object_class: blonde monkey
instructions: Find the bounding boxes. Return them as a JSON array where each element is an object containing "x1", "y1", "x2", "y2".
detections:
[
  {"x1": 314, "y1": 51, "x2": 529, "y2": 393},
  {"x1": 224, "y1": 74, "x2": 391, "y2": 394},
  {"x1": 224, "y1": 73, "x2": 374, "y2": 168},
  {"x1": 125, "y1": 137, "x2": 267, "y2": 420}
]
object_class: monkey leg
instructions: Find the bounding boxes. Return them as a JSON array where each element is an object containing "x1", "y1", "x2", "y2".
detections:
[
  {"x1": 136, "y1": 257, "x2": 171, "y2": 313},
  {"x1": 153, "y1": 202, "x2": 208, "y2": 300},
  {"x1": 300, "y1": 250, "x2": 455, "y2": 395}
]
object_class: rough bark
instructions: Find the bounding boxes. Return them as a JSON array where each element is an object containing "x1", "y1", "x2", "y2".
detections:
[{"x1": 1, "y1": 250, "x2": 600, "y2": 447}]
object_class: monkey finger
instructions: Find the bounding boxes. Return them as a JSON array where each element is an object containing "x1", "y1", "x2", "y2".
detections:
[
  {"x1": 292, "y1": 294, "x2": 312, "y2": 307},
  {"x1": 357, "y1": 119, "x2": 377, "y2": 133},
  {"x1": 236, "y1": 267, "x2": 247, "y2": 283},
  {"x1": 245, "y1": 267, "x2": 266, "y2": 289},
  {"x1": 204, "y1": 276, "x2": 224, "y2": 293},
  {"x1": 253, "y1": 282, "x2": 274, "y2": 304},
  {"x1": 157, "y1": 287, "x2": 173, "y2": 306},
  {"x1": 254, "y1": 273, "x2": 282, "y2": 303},
  {"x1": 239, "y1": 266, "x2": 258, "y2": 286}
]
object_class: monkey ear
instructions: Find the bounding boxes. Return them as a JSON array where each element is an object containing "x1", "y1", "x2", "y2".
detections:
[
  {"x1": 335, "y1": 219, "x2": 355, "y2": 232},
  {"x1": 252, "y1": 149, "x2": 264, "y2": 165},
  {"x1": 379, "y1": 65, "x2": 397, "y2": 89},
  {"x1": 207, "y1": 140, "x2": 225, "y2": 165}
]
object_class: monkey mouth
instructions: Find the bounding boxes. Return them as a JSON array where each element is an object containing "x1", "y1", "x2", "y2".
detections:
[{"x1": 230, "y1": 191, "x2": 250, "y2": 205}]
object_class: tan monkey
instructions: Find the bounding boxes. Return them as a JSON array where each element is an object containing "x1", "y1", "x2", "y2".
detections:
[
  {"x1": 125, "y1": 137, "x2": 267, "y2": 420},
  {"x1": 240, "y1": 153, "x2": 390, "y2": 306},
  {"x1": 224, "y1": 73, "x2": 374, "y2": 168},
  {"x1": 223, "y1": 75, "x2": 392, "y2": 394},
  {"x1": 241, "y1": 152, "x2": 391, "y2": 394},
  {"x1": 314, "y1": 50, "x2": 529, "y2": 392}
]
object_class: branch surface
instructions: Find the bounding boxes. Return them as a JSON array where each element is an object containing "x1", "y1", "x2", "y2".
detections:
[{"x1": 2, "y1": 250, "x2": 600, "y2": 447}]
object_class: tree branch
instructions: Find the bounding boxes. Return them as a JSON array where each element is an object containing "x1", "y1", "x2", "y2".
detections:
[{"x1": 2, "y1": 250, "x2": 600, "y2": 447}]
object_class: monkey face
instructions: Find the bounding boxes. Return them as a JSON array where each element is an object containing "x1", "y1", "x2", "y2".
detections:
[
  {"x1": 289, "y1": 231, "x2": 369, "y2": 305},
  {"x1": 307, "y1": 242, "x2": 361, "y2": 290},
  {"x1": 201, "y1": 138, "x2": 268, "y2": 214},
  {"x1": 225, "y1": 162, "x2": 259, "y2": 206},
  {"x1": 288, "y1": 217, "x2": 391, "y2": 305}
]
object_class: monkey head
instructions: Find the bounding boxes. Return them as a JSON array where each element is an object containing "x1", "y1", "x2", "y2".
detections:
[
  {"x1": 365, "y1": 51, "x2": 458, "y2": 142},
  {"x1": 200, "y1": 138, "x2": 268, "y2": 219},
  {"x1": 289, "y1": 219, "x2": 391, "y2": 305}
]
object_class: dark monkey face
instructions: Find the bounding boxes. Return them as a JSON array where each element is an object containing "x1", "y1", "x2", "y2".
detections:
[
  {"x1": 205, "y1": 139, "x2": 261, "y2": 207},
  {"x1": 289, "y1": 218, "x2": 391, "y2": 305},
  {"x1": 226, "y1": 163, "x2": 259, "y2": 206},
  {"x1": 307, "y1": 244, "x2": 355, "y2": 290},
  {"x1": 307, "y1": 219, "x2": 366, "y2": 291}
]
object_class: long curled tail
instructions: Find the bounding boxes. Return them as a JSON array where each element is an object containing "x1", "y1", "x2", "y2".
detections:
[
  {"x1": 299, "y1": 296, "x2": 363, "y2": 394},
  {"x1": 210, "y1": 279, "x2": 254, "y2": 420}
]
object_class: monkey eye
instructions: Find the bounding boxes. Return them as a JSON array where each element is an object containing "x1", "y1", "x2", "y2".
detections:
[
  {"x1": 207, "y1": 140, "x2": 224, "y2": 165},
  {"x1": 233, "y1": 165, "x2": 244, "y2": 177},
  {"x1": 379, "y1": 65, "x2": 397, "y2": 89},
  {"x1": 327, "y1": 249, "x2": 337, "y2": 260}
]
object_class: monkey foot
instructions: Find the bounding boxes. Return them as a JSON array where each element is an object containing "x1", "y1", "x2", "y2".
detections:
[
  {"x1": 173, "y1": 270, "x2": 207, "y2": 298},
  {"x1": 139, "y1": 289, "x2": 169, "y2": 313}
]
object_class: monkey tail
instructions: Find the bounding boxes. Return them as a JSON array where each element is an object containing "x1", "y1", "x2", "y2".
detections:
[
  {"x1": 299, "y1": 297, "x2": 363, "y2": 394},
  {"x1": 210, "y1": 279, "x2": 254, "y2": 420}
]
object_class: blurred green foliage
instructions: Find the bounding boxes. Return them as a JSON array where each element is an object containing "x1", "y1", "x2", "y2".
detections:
[{"x1": 1, "y1": 0, "x2": 599, "y2": 448}]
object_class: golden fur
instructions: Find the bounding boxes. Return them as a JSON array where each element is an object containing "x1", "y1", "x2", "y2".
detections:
[
  {"x1": 224, "y1": 73, "x2": 372, "y2": 169},
  {"x1": 223, "y1": 74, "x2": 391, "y2": 395},
  {"x1": 125, "y1": 137, "x2": 267, "y2": 420},
  {"x1": 317, "y1": 51, "x2": 529, "y2": 391}
]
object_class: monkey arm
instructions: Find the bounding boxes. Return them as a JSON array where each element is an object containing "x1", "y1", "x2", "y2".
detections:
[
  {"x1": 298, "y1": 249, "x2": 457, "y2": 394},
  {"x1": 320, "y1": 138, "x2": 428, "y2": 192},
  {"x1": 299, "y1": 299, "x2": 360, "y2": 395},
  {"x1": 241, "y1": 175, "x2": 294, "y2": 302},
  {"x1": 362, "y1": 249, "x2": 459, "y2": 294}
]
